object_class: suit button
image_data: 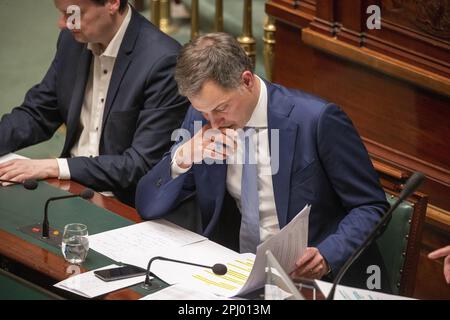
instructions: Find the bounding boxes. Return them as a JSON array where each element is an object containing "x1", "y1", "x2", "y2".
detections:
[{"x1": 156, "y1": 178, "x2": 163, "y2": 187}]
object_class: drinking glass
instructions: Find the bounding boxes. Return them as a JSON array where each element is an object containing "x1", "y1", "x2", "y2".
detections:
[{"x1": 61, "y1": 223, "x2": 89, "y2": 265}]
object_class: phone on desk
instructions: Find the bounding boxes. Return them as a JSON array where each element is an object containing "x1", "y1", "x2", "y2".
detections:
[{"x1": 94, "y1": 265, "x2": 147, "y2": 282}]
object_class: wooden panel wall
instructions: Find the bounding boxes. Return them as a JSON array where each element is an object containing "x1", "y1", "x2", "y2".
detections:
[{"x1": 266, "y1": 0, "x2": 450, "y2": 299}]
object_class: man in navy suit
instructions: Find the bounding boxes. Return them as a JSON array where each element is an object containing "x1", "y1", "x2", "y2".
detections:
[
  {"x1": 0, "y1": 0, "x2": 189, "y2": 206},
  {"x1": 136, "y1": 33, "x2": 389, "y2": 283}
]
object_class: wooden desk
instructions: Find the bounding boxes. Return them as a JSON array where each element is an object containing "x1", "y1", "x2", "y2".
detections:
[{"x1": 0, "y1": 179, "x2": 144, "y2": 300}]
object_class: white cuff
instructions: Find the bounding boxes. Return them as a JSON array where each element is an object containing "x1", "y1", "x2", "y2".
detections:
[
  {"x1": 171, "y1": 147, "x2": 192, "y2": 179},
  {"x1": 56, "y1": 158, "x2": 71, "y2": 180}
]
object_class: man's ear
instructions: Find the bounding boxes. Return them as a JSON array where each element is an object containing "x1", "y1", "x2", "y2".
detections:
[
  {"x1": 106, "y1": 0, "x2": 121, "y2": 14},
  {"x1": 241, "y1": 71, "x2": 255, "y2": 89}
]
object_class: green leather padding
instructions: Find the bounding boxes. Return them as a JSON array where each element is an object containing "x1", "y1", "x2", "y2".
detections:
[
  {"x1": 376, "y1": 194, "x2": 413, "y2": 295},
  {"x1": 0, "y1": 182, "x2": 133, "y2": 270},
  {"x1": 0, "y1": 182, "x2": 166, "y2": 297},
  {"x1": 0, "y1": 271, "x2": 59, "y2": 300}
]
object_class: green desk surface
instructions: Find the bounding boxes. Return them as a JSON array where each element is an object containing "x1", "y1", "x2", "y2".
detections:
[
  {"x1": 0, "y1": 270, "x2": 61, "y2": 300},
  {"x1": 0, "y1": 182, "x2": 164, "y2": 298}
]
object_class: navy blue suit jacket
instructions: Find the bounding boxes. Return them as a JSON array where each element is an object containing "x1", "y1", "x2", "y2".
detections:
[
  {"x1": 0, "y1": 9, "x2": 189, "y2": 205},
  {"x1": 135, "y1": 81, "x2": 389, "y2": 275}
]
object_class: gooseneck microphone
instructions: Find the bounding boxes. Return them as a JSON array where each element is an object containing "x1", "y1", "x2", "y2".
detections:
[
  {"x1": 143, "y1": 256, "x2": 228, "y2": 288},
  {"x1": 0, "y1": 179, "x2": 38, "y2": 190},
  {"x1": 326, "y1": 172, "x2": 425, "y2": 300},
  {"x1": 42, "y1": 188, "x2": 95, "y2": 238}
]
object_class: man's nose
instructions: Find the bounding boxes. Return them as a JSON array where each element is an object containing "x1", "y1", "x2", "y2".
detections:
[{"x1": 209, "y1": 115, "x2": 223, "y2": 129}]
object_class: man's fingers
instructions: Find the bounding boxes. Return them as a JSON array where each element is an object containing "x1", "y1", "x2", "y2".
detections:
[
  {"x1": 428, "y1": 246, "x2": 450, "y2": 259},
  {"x1": 296, "y1": 248, "x2": 316, "y2": 267},
  {"x1": 296, "y1": 253, "x2": 322, "y2": 275},
  {"x1": 0, "y1": 167, "x2": 25, "y2": 182},
  {"x1": 204, "y1": 147, "x2": 227, "y2": 160},
  {"x1": 0, "y1": 160, "x2": 16, "y2": 174},
  {"x1": 0, "y1": 160, "x2": 15, "y2": 169},
  {"x1": 209, "y1": 131, "x2": 236, "y2": 150},
  {"x1": 311, "y1": 262, "x2": 325, "y2": 276},
  {"x1": 0, "y1": 170, "x2": 25, "y2": 186},
  {"x1": 13, "y1": 174, "x2": 28, "y2": 184},
  {"x1": 444, "y1": 256, "x2": 450, "y2": 284}
]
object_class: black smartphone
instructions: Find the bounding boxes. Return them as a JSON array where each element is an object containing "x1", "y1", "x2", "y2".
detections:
[{"x1": 94, "y1": 265, "x2": 147, "y2": 282}]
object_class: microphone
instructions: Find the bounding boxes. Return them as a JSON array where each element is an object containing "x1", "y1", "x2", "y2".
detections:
[
  {"x1": 0, "y1": 179, "x2": 38, "y2": 190},
  {"x1": 42, "y1": 188, "x2": 95, "y2": 238},
  {"x1": 326, "y1": 172, "x2": 425, "y2": 300},
  {"x1": 142, "y1": 256, "x2": 228, "y2": 289}
]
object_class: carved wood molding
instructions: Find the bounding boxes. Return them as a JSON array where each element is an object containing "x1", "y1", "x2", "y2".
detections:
[
  {"x1": 426, "y1": 205, "x2": 450, "y2": 232},
  {"x1": 266, "y1": 0, "x2": 315, "y2": 29},
  {"x1": 364, "y1": 138, "x2": 450, "y2": 187},
  {"x1": 366, "y1": 138, "x2": 450, "y2": 230},
  {"x1": 382, "y1": 0, "x2": 450, "y2": 40},
  {"x1": 301, "y1": 27, "x2": 450, "y2": 96}
]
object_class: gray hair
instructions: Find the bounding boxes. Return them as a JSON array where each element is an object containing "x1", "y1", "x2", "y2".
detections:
[{"x1": 175, "y1": 32, "x2": 254, "y2": 97}]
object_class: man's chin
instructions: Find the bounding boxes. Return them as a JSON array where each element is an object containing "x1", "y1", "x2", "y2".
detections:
[{"x1": 71, "y1": 32, "x2": 87, "y2": 43}]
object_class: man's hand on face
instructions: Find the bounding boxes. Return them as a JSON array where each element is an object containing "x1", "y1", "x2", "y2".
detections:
[
  {"x1": 0, "y1": 159, "x2": 59, "y2": 185},
  {"x1": 175, "y1": 124, "x2": 238, "y2": 169},
  {"x1": 290, "y1": 247, "x2": 330, "y2": 280}
]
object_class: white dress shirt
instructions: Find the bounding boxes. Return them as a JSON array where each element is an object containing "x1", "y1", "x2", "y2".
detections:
[
  {"x1": 56, "y1": 5, "x2": 132, "y2": 179},
  {"x1": 172, "y1": 77, "x2": 280, "y2": 243}
]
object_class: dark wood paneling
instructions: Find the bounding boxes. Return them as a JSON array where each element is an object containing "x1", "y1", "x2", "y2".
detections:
[{"x1": 266, "y1": 0, "x2": 450, "y2": 299}]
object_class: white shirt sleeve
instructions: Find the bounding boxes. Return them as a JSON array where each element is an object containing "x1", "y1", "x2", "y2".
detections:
[
  {"x1": 170, "y1": 146, "x2": 192, "y2": 179},
  {"x1": 56, "y1": 158, "x2": 71, "y2": 180}
]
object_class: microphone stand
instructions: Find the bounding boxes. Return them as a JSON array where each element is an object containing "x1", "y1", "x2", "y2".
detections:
[
  {"x1": 142, "y1": 256, "x2": 227, "y2": 289},
  {"x1": 327, "y1": 172, "x2": 425, "y2": 300}
]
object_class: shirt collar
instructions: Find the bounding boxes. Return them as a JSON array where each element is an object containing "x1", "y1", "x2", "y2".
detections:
[
  {"x1": 245, "y1": 75, "x2": 268, "y2": 128},
  {"x1": 87, "y1": 4, "x2": 132, "y2": 57}
]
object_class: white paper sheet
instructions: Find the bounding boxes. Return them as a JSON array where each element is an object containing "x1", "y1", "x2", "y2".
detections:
[
  {"x1": 140, "y1": 284, "x2": 229, "y2": 300},
  {"x1": 314, "y1": 280, "x2": 415, "y2": 300},
  {"x1": 88, "y1": 220, "x2": 207, "y2": 267},
  {"x1": 147, "y1": 240, "x2": 255, "y2": 297},
  {"x1": 0, "y1": 153, "x2": 27, "y2": 164},
  {"x1": 146, "y1": 205, "x2": 310, "y2": 298},
  {"x1": 236, "y1": 204, "x2": 310, "y2": 296},
  {"x1": 54, "y1": 265, "x2": 146, "y2": 298}
]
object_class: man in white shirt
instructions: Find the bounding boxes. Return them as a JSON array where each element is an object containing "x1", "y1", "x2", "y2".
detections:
[
  {"x1": 136, "y1": 33, "x2": 389, "y2": 287},
  {"x1": 0, "y1": 0, "x2": 189, "y2": 205}
]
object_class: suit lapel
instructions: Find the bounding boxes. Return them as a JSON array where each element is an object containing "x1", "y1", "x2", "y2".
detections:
[
  {"x1": 266, "y1": 83, "x2": 298, "y2": 228},
  {"x1": 62, "y1": 47, "x2": 92, "y2": 156},
  {"x1": 101, "y1": 9, "x2": 141, "y2": 128}
]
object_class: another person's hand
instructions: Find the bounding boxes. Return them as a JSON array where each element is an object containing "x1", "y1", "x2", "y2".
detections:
[
  {"x1": 0, "y1": 159, "x2": 59, "y2": 184},
  {"x1": 290, "y1": 247, "x2": 330, "y2": 280},
  {"x1": 428, "y1": 245, "x2": 450, "y2": 284},
  {"x1": 175, "y1": 124, "x2": 237, "y2": 169}
]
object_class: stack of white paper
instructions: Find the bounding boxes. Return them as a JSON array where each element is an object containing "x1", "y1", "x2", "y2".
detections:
[
  {"x1": 140, "y1": 284, "x2": 229, "y2": 300},
  {"x1": 54, "y1": 265, "x2": 146, "y2": 298},
  {"x1": 82, "y1": 205, "x2": 311, "y2": 298},
  {"x1": 314, "y1": 280, "x2": 415, "y2": 300},
  {"x1": 88, "y1": 219, "x2": 207, "y2": 267},
  {"x1": 142, "y1": 205, "x2": 311, "y2": 298}
]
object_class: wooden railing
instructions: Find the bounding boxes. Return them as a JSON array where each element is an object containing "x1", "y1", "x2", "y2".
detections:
[{"x1": 132, "y1": 0, "x2": 276, "y2": 80}]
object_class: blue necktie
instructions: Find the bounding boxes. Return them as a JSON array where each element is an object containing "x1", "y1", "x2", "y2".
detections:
[{"x1": 239, "y1": 128, "x2": 260, "y2": 253}]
